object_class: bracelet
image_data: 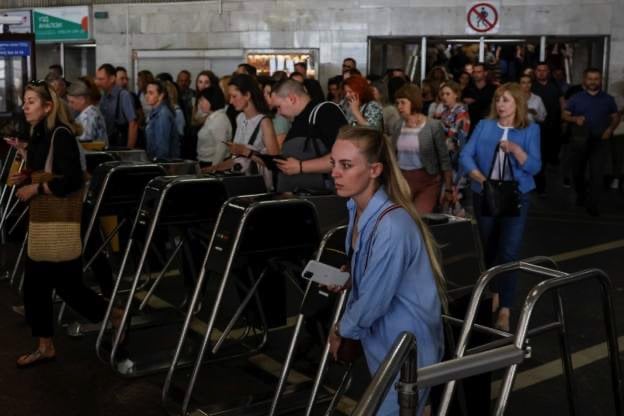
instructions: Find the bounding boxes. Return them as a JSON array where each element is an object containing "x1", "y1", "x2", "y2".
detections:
[
  {"x1": 37, "y1": 182, "x2": 45, "y2": 195},
  {"x1": 299, "y1": 160, "x2": 303, "y2": 174}
]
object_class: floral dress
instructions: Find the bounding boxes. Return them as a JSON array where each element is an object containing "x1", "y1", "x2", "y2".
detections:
[
  {"x1": 347, "y1": 101, "x2": 384, "y2": 131},
  {"x1": 439, "y1": 103, "x2": 470, "y2": 180}
]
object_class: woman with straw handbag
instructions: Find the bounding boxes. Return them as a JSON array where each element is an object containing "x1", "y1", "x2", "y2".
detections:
[{"x1": 11, "y1": 80, "x2": 122, "y2": 369}]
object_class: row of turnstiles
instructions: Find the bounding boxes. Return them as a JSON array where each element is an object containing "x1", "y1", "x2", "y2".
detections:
[{"x1": 0, "y1": 148, "x2": 494, "y2": 416}]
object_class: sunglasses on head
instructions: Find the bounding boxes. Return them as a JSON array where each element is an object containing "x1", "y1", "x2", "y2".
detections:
[{"x1": 27, "y1": 80, "x2": 52, "y2": 97}]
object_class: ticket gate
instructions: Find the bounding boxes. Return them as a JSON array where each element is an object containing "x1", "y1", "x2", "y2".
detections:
[
  {"x1": 96, "y1": 174, "x2": 267, "y2": 376},
  {"x1": 84, "y1": 152, "x2": 116, "y2": 176},
  {"x1": 82, "y1": 161, "x2": 167, "y2": 259},
  {"x1": 162, "y1": 193, "x2": 348, "y2": 416}
]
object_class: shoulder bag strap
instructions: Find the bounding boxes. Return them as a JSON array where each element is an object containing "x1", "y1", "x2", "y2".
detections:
[
  {"x1": 502, "y1": 149, "x2": 516, "y2": 181},
  {"x1": 307, "y1": 102, "x2": 345, "y2": 157},
  {"x1": 486, "y1": 143, "x2": 501, "y2": 179},
  {"x1": 348, "y1": 203, "x2": 401, "y2": 278},
  {"x1": 45, "y1": 126, "x2": 71, "y2": 173},
  {"x1": 247, "y1": 116, "x2": 268, "y2": 146},
  {"x1": 363, "y1": 204, "x2": 401, "y2": 271}
]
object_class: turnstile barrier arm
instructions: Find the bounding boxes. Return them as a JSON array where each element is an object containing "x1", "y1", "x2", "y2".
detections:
[
  {"x1": 494, "y1": 268, "x2": 623, "y2": 416},
  {"x1": 437, "y1": 257, "x2": 563, "y2": 416}
]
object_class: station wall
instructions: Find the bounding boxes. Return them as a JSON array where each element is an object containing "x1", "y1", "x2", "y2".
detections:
[{"x1": 5, "y1": 0, "x2": 624, "y2": 93}]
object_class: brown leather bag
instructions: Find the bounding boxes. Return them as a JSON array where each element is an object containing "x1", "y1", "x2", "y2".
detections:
[{"x1": 336, "y1": 337, "x2": 363, "y2": 363}]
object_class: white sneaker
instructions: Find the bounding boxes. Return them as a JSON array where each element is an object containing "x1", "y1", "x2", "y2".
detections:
[{"x1": 610, "y1": 178, "x2": 620, "y2": 190}]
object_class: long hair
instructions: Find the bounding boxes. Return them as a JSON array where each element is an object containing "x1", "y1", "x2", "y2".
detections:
[
  {"x1": 25, "y1": 83, "x2": 82, "y2": 136},
  {"x1": 195, "y1": 70, "x2": 219, "y2": 92},
  {"x1": 228, "y1": 74, "x2": 270, "y2": 115},
  {"x1": 336, "y1": 126, "x2": 447, "y2": 310},
  {"x1": 488, "y1": 82, "x2": 529, "y2": 129}
]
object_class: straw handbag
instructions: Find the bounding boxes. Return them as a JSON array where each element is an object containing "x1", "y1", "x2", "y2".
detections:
[{"x1": 27, "y1": 127, "x2": 83, "y2": 262}]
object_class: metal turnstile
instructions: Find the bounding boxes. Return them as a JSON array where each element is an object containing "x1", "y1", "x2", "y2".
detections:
[
  {"x1": 270, "y1": 225, "x2": 351, "y2": 416},
  {"x1": 162, "y1": 193, "x2": 347, "y2": 416},
  {"x1": 96, "y1": 173, "x2": 267, "y2": 376},
  {"x1": 59, "y1": 162, "x2": 168, "y2": 331},
  {"x1": 82, "y1": 161, "x2": 167, "y2": 252}
]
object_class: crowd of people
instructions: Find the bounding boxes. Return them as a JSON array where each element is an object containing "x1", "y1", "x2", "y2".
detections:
[{"x1": 6, "y1": 54, "x2": 623, "y2": 415}]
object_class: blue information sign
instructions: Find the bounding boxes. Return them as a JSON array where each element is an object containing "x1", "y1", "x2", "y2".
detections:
[{"x1": 0, "y1": 41, "x2": 31, "y2": 57}]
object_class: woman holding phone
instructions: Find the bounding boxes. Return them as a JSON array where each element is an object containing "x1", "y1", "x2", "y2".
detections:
[
  {"x1": 211, "y1": 74, "x2": 278, "y2": 174},
  {"x1": 328, "y1": 126, "x2": 445, "y2": 415}
]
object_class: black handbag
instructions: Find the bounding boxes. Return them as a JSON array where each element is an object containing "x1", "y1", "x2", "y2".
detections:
[{"x1": 480, "y1": 143, "x2": 521, "y2": 217}]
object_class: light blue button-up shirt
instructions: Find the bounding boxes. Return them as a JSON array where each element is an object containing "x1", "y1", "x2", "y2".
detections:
[{"x1": 340, "y1": 187, "x2": 444, "y2": 415}]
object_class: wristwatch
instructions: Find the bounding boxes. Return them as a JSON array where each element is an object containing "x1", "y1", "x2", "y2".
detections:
[{"x1": 37, "y1": 182, "x2": 45, "y2": 195}]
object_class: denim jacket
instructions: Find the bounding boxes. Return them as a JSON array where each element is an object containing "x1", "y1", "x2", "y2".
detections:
[{"x1": 145, "y1": 103, "x2": 180, "y2": 160}]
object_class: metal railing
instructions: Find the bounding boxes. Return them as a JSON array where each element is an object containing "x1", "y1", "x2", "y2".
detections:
[
  {"x1": 352, "y1": 332, "x2": 527, "y2": 416},
  {"x1": 355, "y1": 266, "x2": 623, "y2": 416}
]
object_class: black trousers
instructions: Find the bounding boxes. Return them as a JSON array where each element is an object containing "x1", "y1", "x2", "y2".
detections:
[
  {"x1": 534, "y1": 124, "x2": 561, "y2": 193},
  {"x1": 23, "y1": 256, "x2": 107, "y2": 338},
  {"x1": 570, "y1": 136, "x2": 609, "y2": 208}
]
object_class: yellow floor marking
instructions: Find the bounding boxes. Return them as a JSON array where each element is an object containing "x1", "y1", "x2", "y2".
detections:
[
  {"x1": 491, "y1": 336, "x2": 624, "y2": 398},
  {"x1": 550, "y1": 239, "x2": 624, "y2": 263}
]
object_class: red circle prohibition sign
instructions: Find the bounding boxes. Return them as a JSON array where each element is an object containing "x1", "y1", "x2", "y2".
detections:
[{"x1": 467, "y1": 3, "x2": 498, "y2": 33}]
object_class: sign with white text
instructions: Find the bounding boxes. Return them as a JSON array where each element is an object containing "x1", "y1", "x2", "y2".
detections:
[{"x1": 33, "y1": 7, "x2": 90, "y2": 42}]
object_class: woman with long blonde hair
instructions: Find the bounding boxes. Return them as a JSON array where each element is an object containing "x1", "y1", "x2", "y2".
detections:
[
  {"x1": 328, "y1": 125, "x2": 445, "y2": 416},
  {"x1": 10, "y1": 81, "x2": 122, "y2": 368}
]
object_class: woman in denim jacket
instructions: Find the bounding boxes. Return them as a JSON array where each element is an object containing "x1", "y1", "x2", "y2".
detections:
[{"x1": 145, "y1": 80, "x2": 180, "y2": 160}]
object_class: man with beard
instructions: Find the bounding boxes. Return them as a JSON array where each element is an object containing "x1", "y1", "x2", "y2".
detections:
[{"x1": 563, "y1": 68, "x2": 620, "y2": 216}]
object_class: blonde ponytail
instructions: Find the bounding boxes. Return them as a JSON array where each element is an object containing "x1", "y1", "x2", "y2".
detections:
[{"x1": 337, "y1": 126, "x2": 448, "y2": 312}]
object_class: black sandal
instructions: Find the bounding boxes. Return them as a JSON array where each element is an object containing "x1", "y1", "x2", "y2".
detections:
[{"x1": 16, "y1": 350, "x2": 56, "y2": 369}]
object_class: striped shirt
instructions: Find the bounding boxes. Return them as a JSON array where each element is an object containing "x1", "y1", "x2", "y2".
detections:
[{"x1": 396, "y1": 123, "x2": 425, "y2": 170}]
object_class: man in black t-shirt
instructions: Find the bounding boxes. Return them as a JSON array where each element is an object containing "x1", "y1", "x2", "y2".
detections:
[
  {"x1": 272, "y1": 80, "x2": 347, "y2": 192},
  {"x1": 531, "y1": 63, "x2": 564, "y2": 194},
  {"x1": 462, "y1": 63, "x2": 496, "y2": 135}
]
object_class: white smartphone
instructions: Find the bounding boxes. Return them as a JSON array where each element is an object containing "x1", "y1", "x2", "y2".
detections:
[{"x1": 301, "y1": 260, "x2": 350, "y2": 287}]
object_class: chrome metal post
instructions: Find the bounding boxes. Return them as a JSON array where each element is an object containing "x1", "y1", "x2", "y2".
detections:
[
  {"x1": 352, "y1": 332, "x2": 416, "y2": 416},
  {"x1": 109, "y1": 196, "x2": 165, "y2": 368},
  {"x1": 270, "y1": 225, "x2": 346, "y2": 416},
  {"x1": 437, "y1": 258, "x2": 562, "y2": 416},
  {"x1": 305, "y1": 290, "x2": 348, "y2": 416},
  {"x1": 494, "y1": 269, "x2": 623, "y2": 416},
  {"x1": 179, "y1": 208, "x2": 250, "y2": 416},
  {"x1": 397, "y1": 345, "x2": 419, "y2": 416},
  {"x1": 553, "y1": 289, "x2": 578, "y2": 416},
  {"x1": 162, "y1": 204, "x2": 226, "y2": 407}
]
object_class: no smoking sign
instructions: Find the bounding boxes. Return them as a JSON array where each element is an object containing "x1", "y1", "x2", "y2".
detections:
[{"x1": 466, "y1": 1, "x2": 500, "y2": 34}]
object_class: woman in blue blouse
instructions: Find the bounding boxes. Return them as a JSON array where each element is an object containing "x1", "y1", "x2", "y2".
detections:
[
  {"x1": 144, "y1": 80, "x2": 180, "y2": 160},
  {"x1": 328, "y1": 126, "x2": 445, "y2": 415},
  {"x1": 460, "y1": 83, "x2": 541, "y2": 331}
]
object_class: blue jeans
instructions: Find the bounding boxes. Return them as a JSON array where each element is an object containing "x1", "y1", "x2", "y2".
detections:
[{"x1": 473, "y1": 192, "x2": 531, "y2": 308}]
